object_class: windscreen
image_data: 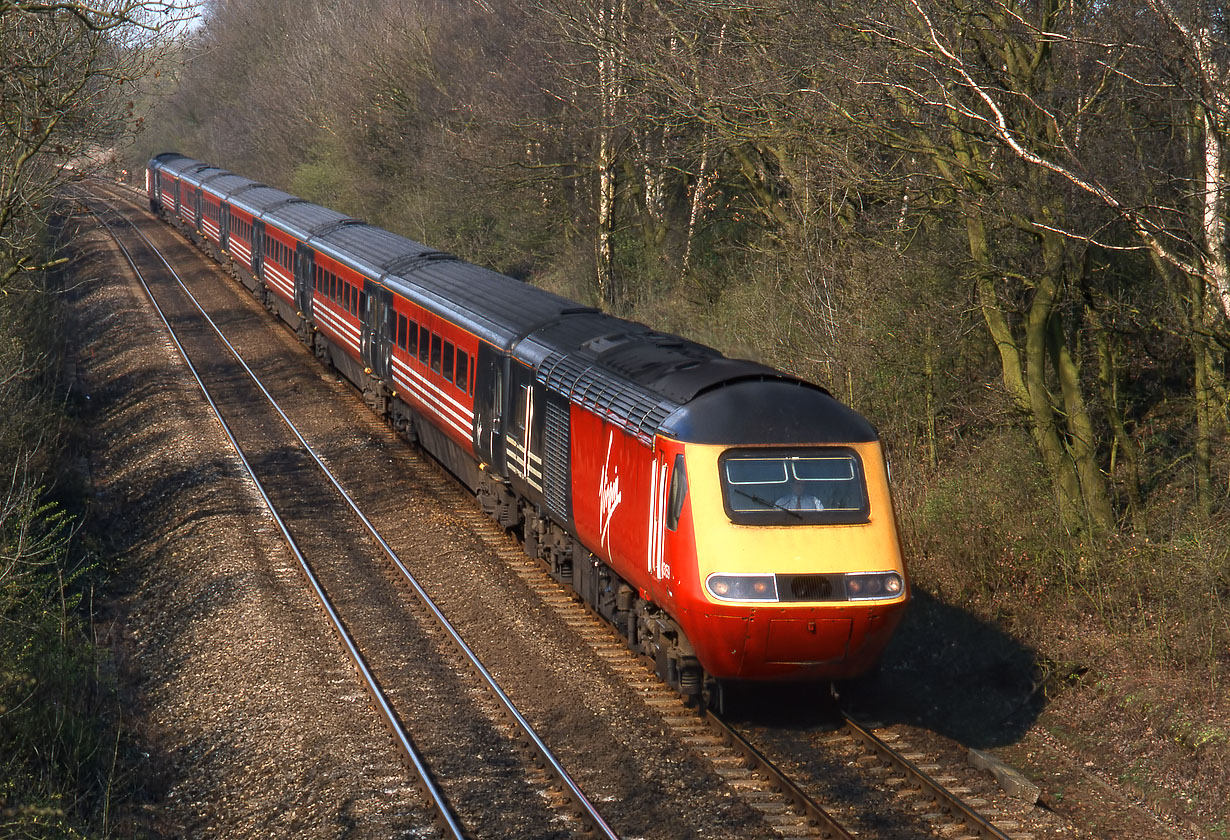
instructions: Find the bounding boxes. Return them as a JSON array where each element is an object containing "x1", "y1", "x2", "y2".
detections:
[{"x1": 719, "y1": 448, "x2": 870, "y2": 524}]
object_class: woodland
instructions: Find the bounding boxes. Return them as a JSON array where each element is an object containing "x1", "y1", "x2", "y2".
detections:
[
  {"x1": 139, "y1": 0, "x2": 1230, "y2": 672},
  {"x1": 2, "y1": 0, "x2": 1229, "y2": 835}
]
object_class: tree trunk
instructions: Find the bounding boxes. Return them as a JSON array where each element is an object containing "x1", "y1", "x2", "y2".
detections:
[
  {"x1": 1088, "y1": 304, "x2": 1142, "y2": 514},
  {"x1": 593, "y1": 0, "x2": 624, "y2": 307}
]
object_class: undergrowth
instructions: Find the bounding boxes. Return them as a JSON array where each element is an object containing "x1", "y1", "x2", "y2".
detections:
[{"x1": 1, "y1": 235, "x2": 116, "y2": 838}]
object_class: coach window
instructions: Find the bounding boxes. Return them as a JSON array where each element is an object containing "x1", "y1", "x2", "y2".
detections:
[
  {"x1": 407, "y1": 319, "x2": 418, "y2": 357},
  {"x1": 396, "y1": 314, "x2": 407, "y2": 350},
  {"x1": 358, "y1": 290, "x2": 367, "y2": 318},
  {"x1": 442, "y1": 341, "x2": 455, "y2": 381},
  {"x1": 330, "y1": 274, "x2": 337, "y2": 301},
  {"x1": 455, "y1": 349, "x2": 468, "y2": 392},
  {"x1": 430, "y1": 333, "x2": 442, "y2": 374},
  {"x1": 418, "y1": 326, "x2": 429, "y2": 365}
]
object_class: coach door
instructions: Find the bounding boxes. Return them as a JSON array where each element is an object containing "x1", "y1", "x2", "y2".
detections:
[
  {"x1": 252, "y1": 220, "x2": 265, "y2": 277},
  {"x1": 360, "y1": 280, "x2": 394, "y2": 380},
  {"x1": 505, "y1": 362, "x2": 543, "y2": 494},
  {"x1": 193, "y1": 188, "x2": 202, "y2": 232},
  {"x1": 474, "y1": 345, "x2": 507, "y2": 474},
  {"x1": 220, "y1": 204, "x2": 230, "y2": 252},
  {"x1": 294, "y1": 243, "x2": 314, "y2": 319}
]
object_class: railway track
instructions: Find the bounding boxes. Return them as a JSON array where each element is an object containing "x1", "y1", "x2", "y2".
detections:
[
  {"x1": 472, "y1": 528, "x2": 1032, "y2": 840},
  {"x1": 80, "y1": 183, "x2": 1042, "y2": 839},
  {"x1": 81, "y1": 190, "x2": 617, "y2": 840}
]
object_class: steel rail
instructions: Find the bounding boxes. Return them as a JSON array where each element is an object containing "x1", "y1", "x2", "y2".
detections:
[
  {"x1": 82, "y1": 197, "x2": 469, "y2": 839},
  {"x1": 843, "y1": 716, "x2": 1014, "y2": 840},
  {"x1": 703, "y1": 712, "x2": 856, "y2": 840},
  {"x1": 86, "y1": 190, "x2": 620, "y2": 839}
]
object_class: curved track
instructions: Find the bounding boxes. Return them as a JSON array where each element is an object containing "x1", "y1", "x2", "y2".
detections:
[
  {"x1": 82, "y1": 181, "x2": 1040, "y2": 840},
  {"x1": 82, "y1": 189, "x2": 617, "y2": 840}
]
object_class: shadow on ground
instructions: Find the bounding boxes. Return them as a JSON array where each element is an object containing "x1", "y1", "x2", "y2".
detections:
[{"x1": 724, "y1": 588, "x2": 1045, "y2": 749}]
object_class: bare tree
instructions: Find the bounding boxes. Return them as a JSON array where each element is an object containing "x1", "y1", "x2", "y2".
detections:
[
  {"x1": 0, "y1": 0, "x2": 191, "y2": 288},
  {"x1": 833, "y1": 0, "x2": 1230, "y2": 525}
]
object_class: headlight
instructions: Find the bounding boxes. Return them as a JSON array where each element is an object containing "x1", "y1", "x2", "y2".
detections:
[
  {"x1": 844, "y1": 572, "x2": 904, "y2": 600},
  {"x1": 706, "y1": 574, "x2": 779, "y2": 602}
]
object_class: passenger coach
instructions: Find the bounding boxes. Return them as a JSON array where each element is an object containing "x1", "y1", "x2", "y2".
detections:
[{"x1": 148, "y1": 152, "x2": 909, "y2": 700}]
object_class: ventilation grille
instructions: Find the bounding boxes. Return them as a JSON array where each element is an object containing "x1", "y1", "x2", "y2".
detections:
[
  {"x1": 538, "y1": 352, "x2": 675, "y2": 444},
  {"x1": 543, "y1": 398, "x2": 571, "y2": 521}
]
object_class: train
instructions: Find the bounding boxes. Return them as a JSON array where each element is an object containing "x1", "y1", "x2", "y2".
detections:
[{"x1": 145, "y1": 153, "x2": 909, "y2": 701}]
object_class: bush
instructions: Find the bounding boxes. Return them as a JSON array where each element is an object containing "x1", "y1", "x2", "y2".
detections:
[{"x1": 0, "y1": 261, "x2": 115, "y2": 838}]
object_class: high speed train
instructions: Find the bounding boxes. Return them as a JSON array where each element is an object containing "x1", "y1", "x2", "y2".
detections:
[{"x1": 147, "y1": 152, "x2": 909, "y2": 700}]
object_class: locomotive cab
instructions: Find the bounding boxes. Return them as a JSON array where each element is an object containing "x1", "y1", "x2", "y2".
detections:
[{"x1": 655, "y1": 379, "x2": 909, "y2": 682}]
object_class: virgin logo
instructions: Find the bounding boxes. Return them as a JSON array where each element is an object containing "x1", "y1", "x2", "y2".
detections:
[{"x1": 599, "y1": 431, "x2": 622, "y2": 552}]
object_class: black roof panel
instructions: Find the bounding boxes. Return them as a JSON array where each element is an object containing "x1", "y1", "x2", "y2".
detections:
[
  {"x1": 315, "y1": 224, "x2": 430, "y2": 275},
  {"x1": 266, "y1": 201, "x2": 352, "y2": 241},
  {"x1": 227, "y1": 185, "x2": 299, "y2": 217},
  {"x1": 152, "y1": 154, "x2": 197, "y2": 176},
  {"x1": 661, "y1": 380, "x2": 875, "y2": 445},
  {"x1": 201, "y1": 173, "x2": 257, "y2": 198}
]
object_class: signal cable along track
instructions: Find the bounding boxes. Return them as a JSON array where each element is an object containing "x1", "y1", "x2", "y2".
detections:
[{"x1": 80, "y1": 191, "x2": 620, "y2": 840}]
